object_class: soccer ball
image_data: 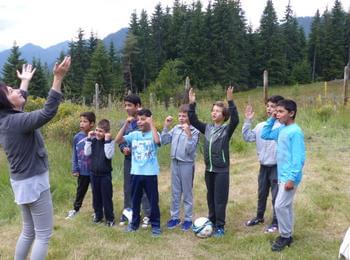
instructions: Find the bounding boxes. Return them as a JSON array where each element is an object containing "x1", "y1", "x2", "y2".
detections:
[
  {"x1": 122, "y1": 208, "x2": 133, "y2": 223},
  {"x1": 192, "y1": 217, "x2": 213, "y2": 238}
]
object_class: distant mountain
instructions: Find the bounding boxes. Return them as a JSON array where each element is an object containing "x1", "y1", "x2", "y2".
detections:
[
  {"x1": 0, "y1": 27, "x2": 128, "y2": 75},
  {"x1": 297, "y1": 16, "x2": 313, "y2": 37}
]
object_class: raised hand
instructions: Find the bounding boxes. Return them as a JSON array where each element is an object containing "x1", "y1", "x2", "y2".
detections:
[
  {"x1": 88, "y1": 131, "x2": 95, "y2": 139},
  {"x1": 105, "y1": 133, "x2": 112, "y2": 141},
  {"x1": 53, "y1": 56, "x2": 71, "y2": 81},
  {"x1": 122, "y1": 147, "x2": 131, "y2": 156},
  {"x1": 164, "y1": 116, "x2": 173, "y2": 128},
  {"x1": 189, "y1": 88, "x2": 196, "y2": 104},
  {"x1": 181, "y1": 123, "x2": 192, "y2": 137},
  {"x1": 245, "y1": 105, "x2": 255, "y2": 120},
  {"x1": 17, "y1": 64, "x2": 36, "y2": 82},
  {"x1": 227, "y1": 86, "x2": 234, "y2": 101}
]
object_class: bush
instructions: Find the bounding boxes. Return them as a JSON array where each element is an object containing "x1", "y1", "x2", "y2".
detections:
[
  {"x1": 45, "y1": 113, "x2": 80, "y2": 143},
  {"x1": 315, "y1": 105, "x2": 333, "y2": 122},
  {"x1": 24, "y1": 96, "x2": 46, "y2": 112}
]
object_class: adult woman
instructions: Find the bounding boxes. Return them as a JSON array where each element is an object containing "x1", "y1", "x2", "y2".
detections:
[{"x1": 0, "y1": 56, "x2": 71, "y2": 260}]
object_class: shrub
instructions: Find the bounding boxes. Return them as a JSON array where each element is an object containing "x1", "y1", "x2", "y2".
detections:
[{"x1": 315, "y1": 105, "x2": 333, "y2": 122}]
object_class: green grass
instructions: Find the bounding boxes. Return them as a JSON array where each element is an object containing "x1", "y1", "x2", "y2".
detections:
[{"x1": 1, "y1": 81, "x2": 350, "y2": 259}]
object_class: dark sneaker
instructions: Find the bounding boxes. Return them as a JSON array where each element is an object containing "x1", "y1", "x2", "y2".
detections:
[
  {"x1": 106, "y1": 220, "x2": 115, "y2": 227},
  {"x1": 151, "y1": 227, "x2": 162, "y2": 237},
  {"x1": 213, "y1": 227, "x2": 225, "y2": 238},
  {"x1": 271, "y1": 236, "x2": 293, "y2": 251},
  {"x1": 125, "y1": 225, "x2": 137, "y2": 233},
  {"x1": 119, "y1": 214, "x2": 128, "y2": 226},
  {"x1": 92, "y1": 216, "x2": 103, "y2": 224},
  {"x1": 245, "y1": 217, "x2": 264, "y2": 226},
  {"x1": 264, "y1": 223, "x2": 278, "y2": 233},
  {"x1": 167, "y1": 219, "x2": 181, "y2": 229},
  {"x1": 181, "y1": 221, "x2": 193, "y2": 231}
]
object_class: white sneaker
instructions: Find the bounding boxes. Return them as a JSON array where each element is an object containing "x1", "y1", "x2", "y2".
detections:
[
  {"x1": 66, "y1": 210, "x2": 78, "y2": 219},
  {"x1": 141, "y1": 216, "x2": 150, "y2": 229}
]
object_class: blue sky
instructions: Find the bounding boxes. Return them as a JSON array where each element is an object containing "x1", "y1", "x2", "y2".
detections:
[{"x1": 0, "y1": 0, "x2": 348, "y2": 51}]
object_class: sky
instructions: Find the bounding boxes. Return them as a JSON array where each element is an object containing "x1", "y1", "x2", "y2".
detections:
[{"x1": 0, "y1": 0, "x2": 349, "y2": 51}]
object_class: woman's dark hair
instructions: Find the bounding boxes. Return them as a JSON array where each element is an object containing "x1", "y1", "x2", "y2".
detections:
[
  {"x1": 124, "y1": 94, "x2": 141, "y2": 106},
  {"x1": 212, "y1": 101, "x2": 230, "y2": 121},
  {"x1": 0, "y1": 83, "x2": 14, "y2": 110},
  {"x1": 277, "y1": 99, "x2": 297, "y2": 119},
  {"x1": 137, "y1": 108, "x2": 152, "y2": 117}
]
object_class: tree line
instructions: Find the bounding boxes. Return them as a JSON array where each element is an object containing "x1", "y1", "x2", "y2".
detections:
[{"x1": 1, "y1": 0, "x2": 349, "y2": 103}]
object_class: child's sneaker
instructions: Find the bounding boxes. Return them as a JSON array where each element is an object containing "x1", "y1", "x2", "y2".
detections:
[
  {"x1": 264, "y1": 223, "x2": 278, "y2": 233},
  {"x1": 106, "y1": 220, "x2": 115, "y2": 227},
  {"x1": 151, "y1": 227, "x2": 162, "y2": 237},
  {"x1": 213, "y1": 227, "x2": 225, "y2": 238},
  {"x1": 141, "y1": 216, "x2": 150, "y2": 229},
  {"x1": 181, "y1": 220, "x2": 192, "y2": 231},
  {"x1": 245, "y1": 217, "x2": 264, "y2": 226},
  {"x1": 65, "y1": 209, "x2": 78, "y2": 219},
  {"x1": 119, "y1": 214, "x2": 128, "y2": 226},
  {"x1": 92, "y1": 216, "x2": 103, "y2": 224},
  {"x1": 125, "y1": 225, "x2": 137, "y2": 233},
  {"x1": 167, "y1": 219, "x2": 181, "y2": 229}
]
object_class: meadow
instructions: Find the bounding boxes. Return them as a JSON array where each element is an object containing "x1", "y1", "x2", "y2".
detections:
[{"x1": 0, "y1": 82, "x2": 349, "y2": 259}]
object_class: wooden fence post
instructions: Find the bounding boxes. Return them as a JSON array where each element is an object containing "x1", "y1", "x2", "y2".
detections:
[
  {"x1": 263, "y1": 70, "x2": 268, "y2": 103},
  {"x1": 108, "y1": 94, "x2": 112, "y2": 110},
  {"x1": 343, "y1": 66, "x2": 349, "y2": 106},
  {"x1": 95, "y1": 83, "x2": 99, "y2": 113}
]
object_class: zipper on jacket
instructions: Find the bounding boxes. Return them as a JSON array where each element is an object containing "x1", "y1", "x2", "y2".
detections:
[
  {"x1": 209, "y1": 135, "x2": 213, "y2": 172},
  {"x1": 222, "y1": 150, "x2": 226, "y2": 163}
]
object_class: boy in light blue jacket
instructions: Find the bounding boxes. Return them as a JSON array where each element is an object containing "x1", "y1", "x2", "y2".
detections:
[
  {"x1": 161, "y1": 104, "x2": 200, "y2": 231},
  {"x1": 261, "y1": 99, "x2": 305, "y2": 252}
]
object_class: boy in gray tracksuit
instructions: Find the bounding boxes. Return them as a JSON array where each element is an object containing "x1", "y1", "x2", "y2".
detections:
[
  {"x1": 161, "y1": 104, "x2": 200, "y2": 231},
  {"x1": 243, "y1": 95, "x2": 284, "y2": 233}
]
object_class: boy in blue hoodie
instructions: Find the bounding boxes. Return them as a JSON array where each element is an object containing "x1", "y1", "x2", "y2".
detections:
[
  {"x1": 66, "y1": 112, "x2": 96, "y2": 219},
  {"x1": 261, "y1": 99, "x2": 305, "y2": 252},
  {"x1": 161, "y1": 104, "x2": 200, "y2": 231}
]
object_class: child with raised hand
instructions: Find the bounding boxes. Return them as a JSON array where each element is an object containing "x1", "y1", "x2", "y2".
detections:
[
  {"x1": 161, "y1": 104, "x2": 200, "y2": 231},
  {"x1": 66, "y1": 112, "x2": 96, "y2": 219},
  {"x1": 115, "y1": 109, "x2": 162, "y2": 237},
  {"x1": 243, "y1": 95, "x2": 284, "y2": 233},
  {"x1": 188, "y1": 86, "x2": 239, "y2": 237},
  {"x1": 84, "y1": 119, "x2": 115, "y2": 227},
  {"x1": 261, "y1": 99, "x2": 305, "y2": 252}
]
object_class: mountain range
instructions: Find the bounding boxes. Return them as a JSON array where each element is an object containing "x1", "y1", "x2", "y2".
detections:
[{"x1": 0, "y1": 28, "x2": 128, "y2": 74}]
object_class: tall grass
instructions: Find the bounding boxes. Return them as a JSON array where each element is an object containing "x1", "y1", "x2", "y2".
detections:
[{"x1": 0, "y1": 81, "x2": 349, "y2": 259}]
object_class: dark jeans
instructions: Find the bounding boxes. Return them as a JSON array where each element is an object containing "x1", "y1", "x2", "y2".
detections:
[
  {"x1": 90, "y1": 173, "x2": 114, "y2": 222},
  {"x1": 256, "y1": 164, "x2": 278, "y2": 224},
  {"x1": 130, "y1": 175, "x2": 160, "y2": 229},
  {"x1": 123, "y1": 159, "x2": 151, "y2": 216},
  {"x1": 73, "y1": 175, "x2": 90, "y2": 212},
  {"x1": 205, "y1": 171, "x2": 229, "y2": 228}
]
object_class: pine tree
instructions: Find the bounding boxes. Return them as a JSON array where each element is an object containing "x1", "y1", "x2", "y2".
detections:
[
  {"x1": 83, "y1": 41, "x2": 113, "y2": 102},
  {"x1": 2, "y1": 43, "x2": 26, "y2": 87},
  {"x1": 151, "y1": 3, "x2": 167, "y2": 73},
  {"x1": 280, "y1": 1, "x2": 305, "y2": 84},
  {"x1": 308, "y1": 10, "x2": 322, "y2": 81},
  {"x1": 108, "y1": 42, "x2": 123, "y2": 96},
  {"x1": 29, "y1": 58, "x2": 49, "y2": 97},
  {"x1": 257, "y1": 0, "x2": 286, "y2": 85},
  {"x1": 122, "y1": 33, "x2": 140, "y2": 93}
]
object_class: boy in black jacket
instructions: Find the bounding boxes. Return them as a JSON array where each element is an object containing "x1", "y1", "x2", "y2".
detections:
[
  {"x1": 84, "y1": 119, "x2": 115, "y2": 226},
  {"x1": 188, "y1": 87, "x2": 239, "y2": 237}
]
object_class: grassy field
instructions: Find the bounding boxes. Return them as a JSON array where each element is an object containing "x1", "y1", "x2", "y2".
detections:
[{"x1": 0, "y1": 82, "x2": 349, "y2": 259}]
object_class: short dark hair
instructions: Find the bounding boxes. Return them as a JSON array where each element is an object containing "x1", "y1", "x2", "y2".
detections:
[
  {"x1": 136, "y1": 108, "x2": 152, "y2": 117},
  {"x1": 80, "y1": 111, "x2": 96, "y2": 123},
  {"x1": 212, "y1": 101, "x2": 230, "y2": 121},
  {"x1": 97, "y1": 119, "x2": 110, "y2": 132},
  {"x1": 0, "y1": 83, "x2": 14, "y2": 110},
  {"x1": 277, "y1": 99, "x2": 297, "y2": 119},
  {"x1": 179, "y1": 104, "x2": 189, "y2": 113},
  {"x1": 267, "y1": 95, "x2": 284, "y2": 104},
  {"x1": 124, "y1": 94, "x2": 141, "y2": 106}
]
